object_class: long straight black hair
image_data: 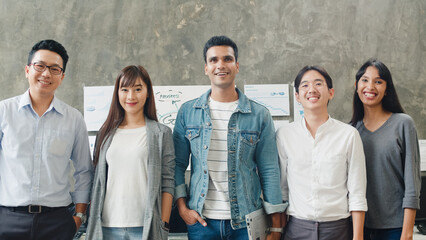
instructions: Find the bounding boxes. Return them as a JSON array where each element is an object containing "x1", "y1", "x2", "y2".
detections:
[
  {"x1": 350, "y1": 59, "x2": 404, "y2": 127},
  {"x1": 93, "y1": 65, "x2": 157, "y2": 166}
]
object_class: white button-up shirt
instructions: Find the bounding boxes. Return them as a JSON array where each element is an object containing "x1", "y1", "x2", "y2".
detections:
[{"x1": 277, "y1": 117, "x2": 367, "y2": 222}]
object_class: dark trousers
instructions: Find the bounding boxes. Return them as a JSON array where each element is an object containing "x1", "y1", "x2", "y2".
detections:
[
  {"x1": 284, "y1": 216, "x2": 351, "y2": 240},
  {"x1": 0, "y1": 206, "x2": 76, "y2": 240},
  {"x1": 364, "y1": 227, "x2": 402, "y2": 240}
]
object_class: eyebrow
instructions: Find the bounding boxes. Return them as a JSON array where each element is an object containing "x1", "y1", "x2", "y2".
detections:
[
  {"x1": 361, "y1": 75, "x2": 382, "y2": 80},
  {"x1": 208, "y1": 55, "x2": 234, "y2": 61},
  {"x1": 300, "y1": 79, "x2": 324, "y2": 84}
]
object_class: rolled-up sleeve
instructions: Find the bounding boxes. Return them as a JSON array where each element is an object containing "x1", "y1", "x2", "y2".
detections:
[
  {"x1": 402, "y1": 118, "x2": 421, "y2": 209},
  {"x1": 161, "y1": 126, "x2": 175, "y2": 196},
  {"x1": 256, "y1": 110, "x2": 286, "y2": 214},
  {"x1": 173, "y1": 107, "x2": 191, "y2": 200},
  {"x1": 347, "y1": 130, "x2": 368, "y2": 212}
]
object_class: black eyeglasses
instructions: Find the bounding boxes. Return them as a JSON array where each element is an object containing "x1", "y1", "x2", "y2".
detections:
[{"x1": 29, "y1": 62, "x2": 64, "y2": 75}]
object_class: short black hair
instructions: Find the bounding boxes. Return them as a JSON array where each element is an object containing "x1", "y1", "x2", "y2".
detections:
[
  {"x1": 27, "y1": 40, "x2": 69, "y2": 73},
  {"x1": 294, "y1": 65, "x2": 333, "y2": 93},
  {"x1": 203, "y1": 35, "x2": 238, "y2": 63}
]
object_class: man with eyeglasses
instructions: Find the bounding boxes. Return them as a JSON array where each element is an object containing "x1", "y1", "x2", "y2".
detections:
[
  {"x1": 276, "y1": 66, "x2": 367, "y2": 240},
  {"x1": 0, "y1": 40, "x2": 93, "y2": 240}
]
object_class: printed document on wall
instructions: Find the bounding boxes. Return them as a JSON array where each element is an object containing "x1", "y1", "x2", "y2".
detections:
[
  {"x1": 84, "y1": 86, "x2": 114, "y2": 131},
  {"x1": 244, "y1": 84, "x2": 290, "y2": 116},
  {"x1": 154, "y1": 85, "x2": 210, "y2": 129}
]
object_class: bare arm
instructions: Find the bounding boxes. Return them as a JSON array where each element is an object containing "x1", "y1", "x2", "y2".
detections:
[
  {"x1": 161, "y1": 192, "x2": 173, "y2": 223},
  {"x1": 266, "y1": 212, "x2": 282, "y2": 240},
  {"x1": 401, "y1": 208, "x2": 416, "y2": 240},
  {"x1": 73, "y1": 203, "x2": 88, "y2": 230},
  {"x1": 281, "y1": 212, "x2": 287, "y2": 228},
  {"x1": 351, "y1": 211, "x2": 365, "y2": 240}
]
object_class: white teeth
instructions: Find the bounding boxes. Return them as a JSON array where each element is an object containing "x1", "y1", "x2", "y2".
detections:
[
  {"x1": 39, "y1": 80, "x2": 50, "y2": 85},
  {"x1": 364, "y1": 93, "x2": 375, "y2": 97},
  {"x1": 308, "y1": 97, "x2": 318, "y2": 100}
]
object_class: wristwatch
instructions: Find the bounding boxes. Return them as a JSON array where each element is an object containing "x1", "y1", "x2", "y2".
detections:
[
  {"x1": 268, "y1": 227, "x2": 283, "y2": 234},
  {"x1": 74, "y1": 212, "x2": 87, "y2": 225}
]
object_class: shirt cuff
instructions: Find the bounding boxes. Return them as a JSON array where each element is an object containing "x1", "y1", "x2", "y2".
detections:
[
  {"x1": 71, "y1": 190, "x2": 90, "y2": 204},
  {"x1": 348, "y1": 197, "x2": 368, "y2": 212},
  {"x1": 263, "y1": 200, "x2": 288, "y2": 214},
  {"x1": 174, "y1": 184, "x2": 187, "y2": 200},
  {"x1": 162, "y1": 186, "x2": 175, "y2": 196},
  {"x1": 402, "y1": 196, "x2": 420, "y2": 209}
]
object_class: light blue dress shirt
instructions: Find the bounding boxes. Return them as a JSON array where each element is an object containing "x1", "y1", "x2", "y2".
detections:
[{"x1": 0, "y1": 90, "x2": 93, "y2": 207}]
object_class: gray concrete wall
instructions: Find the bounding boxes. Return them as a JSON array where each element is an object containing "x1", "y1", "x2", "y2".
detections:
[{"x1": 1, "y1": 0, "x2": 425, "y2": 138}]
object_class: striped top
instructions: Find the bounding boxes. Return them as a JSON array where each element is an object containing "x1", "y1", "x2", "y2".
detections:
[{"x1": 202, "y1": 97, "x2": 238, "y2": 219}]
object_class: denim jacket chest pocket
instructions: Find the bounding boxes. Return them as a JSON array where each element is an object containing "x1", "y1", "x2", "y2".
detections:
[
  {"x1": 185, "y1": 127, "x2": 202, "y2": 159},
  {"x1": 238, "y1": 130, "x2": 260, "y2": 167}
]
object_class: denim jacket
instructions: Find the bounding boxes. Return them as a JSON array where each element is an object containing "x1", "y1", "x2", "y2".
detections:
[{"x1": 173, "y1": 88, "x2": 286, "y2": 229}]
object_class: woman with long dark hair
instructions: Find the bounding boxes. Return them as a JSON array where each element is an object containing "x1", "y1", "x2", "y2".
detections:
[
  {"x1": 86, "y1": 65, "x2": 175, "y2": 240},
  {"x1": 350, "y1": 59, "x2": 420, "y2": 240}
]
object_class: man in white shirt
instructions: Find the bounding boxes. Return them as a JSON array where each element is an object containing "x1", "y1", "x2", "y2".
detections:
[{"x1": 276, "y1": 65, "x2": 367, "y2": 240}]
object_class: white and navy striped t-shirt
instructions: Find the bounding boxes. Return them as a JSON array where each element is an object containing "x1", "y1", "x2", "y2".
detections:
[{"x1": 202, "y1": 97, "x2": 238, "y2": 219}]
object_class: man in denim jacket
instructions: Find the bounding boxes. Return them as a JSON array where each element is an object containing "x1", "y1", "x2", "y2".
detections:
[{"x1": 173, "y1": 36, "x2": 286, "y2": 240}]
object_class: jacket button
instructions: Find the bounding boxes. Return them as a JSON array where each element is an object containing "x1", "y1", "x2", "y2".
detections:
[
  {"x1": 204, "y1": 170, "x2": 207, "y2": 174},
  {"x1": 203, "y1": 145, "x2": 208, "y2": 149},
  {"x1": 201, "y1": 193, "x2": 205, "y2": 197},
  {"x1": 206, "y1": 122, "x2": 211, "y2": 126}
]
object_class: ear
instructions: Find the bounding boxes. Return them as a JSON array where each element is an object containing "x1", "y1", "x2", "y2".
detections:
[
  {"x1": 25, "y1": 65, "x2": 30, "y2": 78},
  {"x1": 328, "y1": 88, "x2": 335, "y2": 100},
  {"x1": 236, "y1": 61, "x2": 239, "y2": 73},
  {"x1": 295, "y1": 91, "x2": 301, "y2": 103},
  {"x1": 204, "y1": 64, "x2": 208, "y2": 75},
  {"x1": 56, "y1": 73, "x2": 65, "y2": 87}
]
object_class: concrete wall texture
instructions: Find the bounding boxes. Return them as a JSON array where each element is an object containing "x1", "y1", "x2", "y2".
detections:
[{"x1": 0, "y1": 0, "x2": 425, "y2": 138}]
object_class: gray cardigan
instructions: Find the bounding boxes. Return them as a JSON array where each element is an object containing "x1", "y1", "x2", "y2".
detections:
[{"x1": 86, "y1": 118, "x2": 175, "y2": 240}]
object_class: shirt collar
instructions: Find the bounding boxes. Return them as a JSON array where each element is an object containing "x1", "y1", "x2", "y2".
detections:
[
  {"x1": 301, "y1": 115, "x2": 333, "y2": 136},
  {"x1": 193, "y1": 87, "x2": 252, "y2": 113},
  {"x1": 18, "y1": 89, "x2": 64, "y2": 116}
]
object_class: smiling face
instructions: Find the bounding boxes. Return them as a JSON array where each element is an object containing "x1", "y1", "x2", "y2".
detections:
[
  {"x1": 204, "y1": 45, "x2": 239, "y2": 91},
  {"x1": 357, "y1": 66, "x2": 387, "y2": 109},
  {"x1": 25, "y1": 49, "x2": 65, "y2": 100},
  {"x1": 118, "y1": 77, "x2": 148, "y2": 117},
  {"x1": 295, "y1": 70, "x2": 334, "y2": 113}
]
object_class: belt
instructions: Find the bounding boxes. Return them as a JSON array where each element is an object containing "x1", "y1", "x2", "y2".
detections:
[{"x1": 8, "y1": 205, "x2": 66, "y2": 214}]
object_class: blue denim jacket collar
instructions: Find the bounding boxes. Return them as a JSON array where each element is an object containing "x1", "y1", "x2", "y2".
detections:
[{"x1": 192, "y1": 88, "x2": 251, "y2": 114}]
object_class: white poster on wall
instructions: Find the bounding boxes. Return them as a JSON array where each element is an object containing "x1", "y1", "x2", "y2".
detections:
[
  {"x1": 244, "y1": 84, "x2": 290, "y2": 116},
  {"x1": 154, "y1": 85, "x2": 210, "y2": 129},
  {"x1": 84, "y1": 85, "x2": 210, "y2": 131},
  {"x1": 84, "y1": 86, "x2": 114, "y2": 131},
  {"x1": 293, "y1": 93, "x2": 304, "y2": 123}
]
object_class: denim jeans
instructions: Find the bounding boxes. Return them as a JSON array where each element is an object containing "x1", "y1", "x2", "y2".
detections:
[
  {"x1": 102, "y1": 226, "x2": 143, "y2": 240},
  {"x1": 187, "y1": 218, "x2": 249, "y2": 240},
  {"x1": 364, "y1": 227, "x2": 402, "y2": 240}
]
